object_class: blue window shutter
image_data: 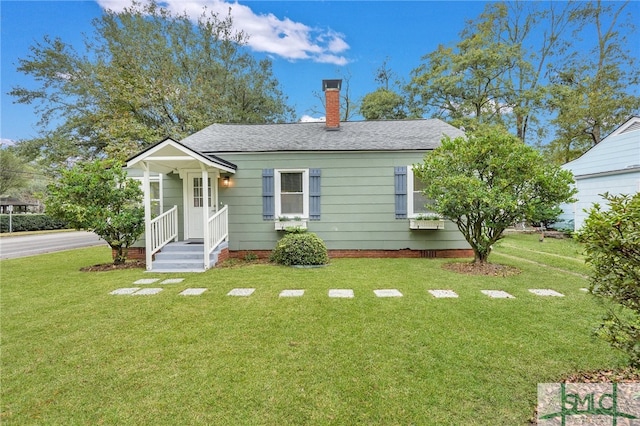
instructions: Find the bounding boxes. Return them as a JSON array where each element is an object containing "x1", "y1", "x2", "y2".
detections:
[
  {"x1": 394, "y1": 166, "x2": 407, "y2": 219},
  {"x1": 262, "y1": 169, "x2": 275, "y2": 220},
  {"x1": 309, "y1": 168, "x2": 321, "y2": 220}
]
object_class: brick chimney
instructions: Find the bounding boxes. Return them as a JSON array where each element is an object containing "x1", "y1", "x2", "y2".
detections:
[{"x1": 322, "y1": 79, "x2": 342, "y2": 130}]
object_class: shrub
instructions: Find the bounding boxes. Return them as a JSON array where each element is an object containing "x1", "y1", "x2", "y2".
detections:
[
  {"x1": 45, "y1": 159, "x2": 144, "y2": 265},
  {"x1": 414, "y1": 125, "x2": 576, "y2": 264},
  {"x1": 578, "y1": 192, "x2": 640, "y2": 367},
  {"x1": 0, "y1": 214, "x2": 68, "y2": 233},
  {"x1": 270, "y1": 232, "x2": 329, "y2": 266},
  {"x1": 243, "y1": 252, "x2": 258, "y2": 262}
]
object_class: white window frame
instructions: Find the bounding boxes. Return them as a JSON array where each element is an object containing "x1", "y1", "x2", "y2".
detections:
[
  {"x1": 407, "y1": 167, "x2": 436, "y2": 218},
  {"x1": 133, "y1": 174, "x2": 163, "y2": 218},
  {"x1": 275, "y1": 169, "x2": 309, "y2": 219}
]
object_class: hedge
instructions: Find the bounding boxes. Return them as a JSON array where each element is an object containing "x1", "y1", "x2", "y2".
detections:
[{"x1": 0, "y1": 214, "x2": 69, "y2": 233}]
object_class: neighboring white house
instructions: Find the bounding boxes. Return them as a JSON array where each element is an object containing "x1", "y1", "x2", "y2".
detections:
[{"x1": 558, "y1": 116, "x2": 640, "y2": 231}]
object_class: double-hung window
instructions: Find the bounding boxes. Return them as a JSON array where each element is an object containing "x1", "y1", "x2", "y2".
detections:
[
  {"x1": 275, "y1": 169, "x2": 309, "y2": 218},
  {"x1": 407, "y1": 167, "x2": 433, "y2": 217},
  {"x1": 133, "y1": 174, "x2": 163, "y2": 218}
]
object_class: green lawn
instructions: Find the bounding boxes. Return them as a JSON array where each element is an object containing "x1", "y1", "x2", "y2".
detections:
[{"x1": 0, "y1": 234, "x2": 624, "y2": 425}]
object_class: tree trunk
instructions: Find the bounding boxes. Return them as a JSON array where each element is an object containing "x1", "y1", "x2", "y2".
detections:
[
  {"x1": 112, "y1": 245, "x2": 126, "y2": 265},
  {"x1": 472, "y1": 249, "x2": 489, "y2": 264}
]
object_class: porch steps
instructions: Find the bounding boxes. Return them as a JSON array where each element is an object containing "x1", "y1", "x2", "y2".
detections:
[{"x1": 150, "y1": 240, "x2": 228, "y2": 273}]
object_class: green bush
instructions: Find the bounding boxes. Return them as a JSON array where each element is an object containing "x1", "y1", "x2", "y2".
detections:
[
  {"x1": 0, "y1": 214, "x2": 68, "y2": 233},
  {"x1": 578, "y1": 192, "x2": 640, "y2": 367},
  {"x1": 270, "y1": 232, "x2": 329, "y2": 266}
]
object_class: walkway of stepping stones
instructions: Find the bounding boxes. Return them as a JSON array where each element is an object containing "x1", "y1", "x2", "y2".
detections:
[{"x1": 110, "y1": 279, "x2": 572, "y2": 298}]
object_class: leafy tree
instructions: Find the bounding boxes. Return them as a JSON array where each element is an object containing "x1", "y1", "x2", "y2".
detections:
[
  {"x1": 474, "y1": 2, "x2": 579, "y2": 144},
  {"x1": 545, "y1": 0, "x2": 640, "y2": 163},
  {"x1": 528, "y1": 204, "x2": 563, "y2": 229},
  {"x1": 45, "y1": 160, "x2": 144, "y2": 264},
  {"x1": 406, "y1": 7, "x2": 521, "y2": 133},
  {"x1": 579, "y1": 193, "x2": 640, "y2": 367},
  {"x1": 407, "y1": 1, "x2": 639, "y2": 150},
  {"x1": 10, "y1": 0, "x2": 294, "y2": 168},
  {"x1": 0, "y1": 149, "x2": 28, "y2": 195},
  {"x1": 360, "y1": 58, "x2": 409, "y2": 120},
  {"x1": 414, "y1": 126, "x2": 576, "y2": 264},
  {"x1": 360, "y1": 88, "x2": 407, "y2": 120}
]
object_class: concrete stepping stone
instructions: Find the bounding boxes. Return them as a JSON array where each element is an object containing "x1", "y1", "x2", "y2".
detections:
[
  {"x1": 179, "y1": 288, "x2": 207, "y2": 296},
  {"x1": 481, "y1": 290, "x2": 514, "y2": 299},
  {"x1": 160, "y1": 278, "x2": 185, "y2": 285},
  {"x1": 132, "y1": 288, "x2": 163, "y2": 296},
  {"x1": 428, "y1": 289, "x2": 458, "y2": 298},
  {"x1": 279, "y1": 289, "x2": 305, "y2": 297},
  {"x1": 227, "y1": 288, "x2": 255, "y2": 297},
  {"x1": 374, "y1": 289, "x2": 403, "y2": 298},
  {"x1": 110, "y1": 287, "x2": 141, "y2": 295},
  {"x1": 329, "y1": 289, "x2": 354, "y2": 298},
  {"x1": 529, "y1": 289, "x2": 564, "y2": 297},
  {"x1": 134, "y1": 278, "x2": 159, "y2": 285}
]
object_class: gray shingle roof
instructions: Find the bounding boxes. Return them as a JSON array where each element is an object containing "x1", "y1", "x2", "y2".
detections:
[{"x1": 180, "y1": 119, "x2": 464, "y2": 153}]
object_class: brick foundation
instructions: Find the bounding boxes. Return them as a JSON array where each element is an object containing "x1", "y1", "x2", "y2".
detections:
[
  {"x1": 112, "y1": 247, "x2": 147, "y2": 261},
  {"x1": 229, "y1": 248, "x2": 474, "y2": 260},
  {"x1": 117, "y1": 247, "x2": 474, "y2": 266},
  {"x1": 216, "y1": 247, "x2": 230, "y2": 264},
  {"x1": 326, "y1": 249, "x2": 474, "y2": 259},
  {"x1": 229, "y1": 250, "x2": 273, "y2": 260}
]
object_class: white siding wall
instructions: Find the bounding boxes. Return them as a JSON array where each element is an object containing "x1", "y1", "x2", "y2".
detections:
[
  {"x1": 564, "y1": 130, "x2": 640, "y2": 176},
  {"x1": 564, "y1": 172, "x2": 640, "y2": 230},
  {"x1": 560, "y1": 119, "x2": 640, "y2": 231}
]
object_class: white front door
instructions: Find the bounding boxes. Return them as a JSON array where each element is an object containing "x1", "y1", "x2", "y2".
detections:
[{"x1": 186, "y1": 173, "x2": 215, "y2": 239}]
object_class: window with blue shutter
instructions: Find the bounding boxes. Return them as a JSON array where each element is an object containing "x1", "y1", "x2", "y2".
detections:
[
  {"x1": 394, "y1": 166, "x2": 407, "y2": 219},
  {"x1": 408, "y1": 167, "x2": 435, "y2": 216},
  {"x1": 309, "y1": 168, "x2": 321, "y2": 220},
  {"x1": 262, "y1": 169, "x2": 275, "y2": 220}
]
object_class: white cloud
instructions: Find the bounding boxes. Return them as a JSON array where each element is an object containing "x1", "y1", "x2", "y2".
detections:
[
  {"x1": 96, "y1": 0, "x2": 350, "y2": 65},
  {"x1": 299, "y1": 115, "x2": 325, "y2": 123},
  {"x1": 1, "y1": 139, "x2": 17, "y2": 147}
]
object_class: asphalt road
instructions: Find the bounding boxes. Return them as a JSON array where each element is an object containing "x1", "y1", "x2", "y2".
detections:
[{"x1": 0, "y1": 231, "x2": 107, "y2": 260}]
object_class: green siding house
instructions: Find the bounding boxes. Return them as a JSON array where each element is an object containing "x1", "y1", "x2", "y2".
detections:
[{"x1": 126, "y1": 80, "x2": 471, "y2": 272}]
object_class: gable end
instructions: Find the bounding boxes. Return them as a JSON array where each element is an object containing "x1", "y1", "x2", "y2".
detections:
[{"x1": 621, "y1": 121, "x2": 640, "y2": 134}]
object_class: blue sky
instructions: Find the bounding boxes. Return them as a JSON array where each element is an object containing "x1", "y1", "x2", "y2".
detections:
[
  {"x1": 1, "y1": 0, "x2": 492, "y2": 144},
  {"x1": 2, "y1": 1, "x2": 638, "y2": 145}
]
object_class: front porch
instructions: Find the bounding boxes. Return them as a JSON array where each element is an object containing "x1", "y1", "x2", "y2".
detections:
[
  {"x1": 146, "y1": 204, "x2": 229, "y2": 272},
  {"x1": 150, "y1": 239, "x2": 229, "y2": 273},
  {"x1": 126, "y1": 138, "x2": 237, "y2": 272}
]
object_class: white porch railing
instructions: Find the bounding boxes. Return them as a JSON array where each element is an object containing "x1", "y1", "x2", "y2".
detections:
[
  {"x1": 204, "y1": 205, "x2": 228, "y2": 269},
  {"x1": 149, "y1": 205, "x2": 179, "y2": 258}
]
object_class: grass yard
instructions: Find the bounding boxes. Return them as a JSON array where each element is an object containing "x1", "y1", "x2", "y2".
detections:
[{"x1": 0, "y1": 234, "x2": 624, "y2": 425}]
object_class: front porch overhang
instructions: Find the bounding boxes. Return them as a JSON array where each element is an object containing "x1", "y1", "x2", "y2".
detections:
[
  {"x1": 126, "y1": 137, "x2": 237, "y2": 175},
  {"x1": 126, "y1": 138, "x2": 236, "y2": 271}
]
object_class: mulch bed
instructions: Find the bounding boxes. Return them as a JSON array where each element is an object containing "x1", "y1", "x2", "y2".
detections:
[
  {"x1": 80, "y1": 260, "x2": 146, "y2": 272},
  {"x1": 561, "y1": 368, "x2": 640, "y2": 383},
  {"x1": 442, "y1": 261, "x2": 521, "y2": 277}
]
